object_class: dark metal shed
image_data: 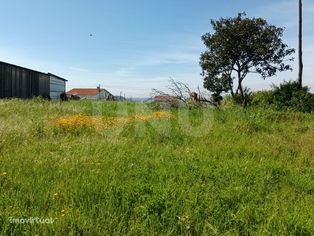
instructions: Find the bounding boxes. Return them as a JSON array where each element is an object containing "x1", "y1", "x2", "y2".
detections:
[
  {"x1": 0, "y1": 61, "x2": 64, "y2": 99},
  {"x1": 48, "y1": 73, "x2": 68, "y2": 100}
]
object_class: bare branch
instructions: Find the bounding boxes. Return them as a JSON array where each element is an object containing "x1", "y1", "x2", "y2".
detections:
[{"x1": 151, "y1": 78, "x2": 218, "y2": 107}]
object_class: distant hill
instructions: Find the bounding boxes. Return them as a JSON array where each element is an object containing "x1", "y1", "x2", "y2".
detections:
[{"x1": 114, "y1": 96, "x2": 153, "y2": 103}]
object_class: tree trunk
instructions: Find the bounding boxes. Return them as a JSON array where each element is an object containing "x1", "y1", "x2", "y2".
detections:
[
  {"x1": 298, "y1": 0, "x2": 303, "y2": 87},
  {"x1": 237, "y1": 69, "x2": 244, "y2": 100},
  {"x1": 238, "y1": 82, "x2": 244, "y2": 99}
]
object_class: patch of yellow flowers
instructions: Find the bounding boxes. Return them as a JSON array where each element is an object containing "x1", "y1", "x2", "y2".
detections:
[{"x1": 53, "y1": 112, "x2": 172, "y2": 131}]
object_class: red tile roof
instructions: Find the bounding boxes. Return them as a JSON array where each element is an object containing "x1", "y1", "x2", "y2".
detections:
[{"x1": 66, "y1": 88, "x2": 101, "y2": 96}]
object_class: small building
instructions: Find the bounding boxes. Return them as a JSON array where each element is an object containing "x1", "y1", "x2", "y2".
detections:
[
  {"x1": 0, "y1": 61, "x2": 67, "y2": 100},
  {"x1": 66, "y1": 87, "x2": 114, "y2": 100},
  {"x1": 154, "y1": 95, "x2": 181, "y2": 107},
  {"x1": 154, "y1": 95, "x2": 180, "y2": 103}
]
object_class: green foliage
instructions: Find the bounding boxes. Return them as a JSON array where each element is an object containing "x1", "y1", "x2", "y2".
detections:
[
  {"x1": 220, "y1": 88, "x2": 253, "y2": 108},
  {"x1": 200, "y1": 12, "x2": 295, "y2": 104},
  {"x1": 251, "y1": 90, "x2": 274, "y2": 107},
  {"x1": 232, "y1": 87, "x2": 253, "y2": 107},
  {"x1": 272, "y1": 81, "x2": 314, "y2": 113},
  {"x1": 250, "y1": 82, "x2": 314, "y2": 113},
  {"x1": 0, "y1": 99, "x2": 314, "y2": 235},
  {"x1": 210, "y1": 93, "x2": 223, "y2": 107},
  {"x1": 221, "y1": 95, "x2": 238, "y2": 108}
]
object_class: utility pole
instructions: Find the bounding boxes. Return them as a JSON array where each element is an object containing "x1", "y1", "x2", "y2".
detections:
[{"x1": 298, "y1": 0, "x2": 303, "y2": 87}]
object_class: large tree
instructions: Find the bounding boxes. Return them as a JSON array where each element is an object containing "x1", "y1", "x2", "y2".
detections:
[{"x1": 200, "y1": 13, "x2": 295, "y2": 105}]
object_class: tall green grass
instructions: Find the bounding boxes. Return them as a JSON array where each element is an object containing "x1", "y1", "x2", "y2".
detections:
[{"x1": 0, "y1": 99, "x2": 313, "y2": 235}]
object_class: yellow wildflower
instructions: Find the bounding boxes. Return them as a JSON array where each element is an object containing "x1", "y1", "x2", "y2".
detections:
[
  {"x1": 53, "y1": 111, "x2": 172, "y2": 131},
  {"x1": 60, "y1": 209, "x2": 66, "y2": 217}
]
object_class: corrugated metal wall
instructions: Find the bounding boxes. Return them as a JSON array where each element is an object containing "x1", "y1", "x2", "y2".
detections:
[
  {"x1": 49, "y1": 75, "x2": 66, "y2": 100},
  {"x1": 0, "y1": 62, "x2": 50, "y2": 99}
]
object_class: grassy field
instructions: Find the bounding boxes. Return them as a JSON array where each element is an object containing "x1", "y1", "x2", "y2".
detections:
[{"x1": 0, "y1": 99, "x2": 313, "y2": 235}]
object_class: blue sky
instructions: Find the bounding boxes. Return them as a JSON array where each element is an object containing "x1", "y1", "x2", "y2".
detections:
[{"x1": 1, "y1": 0, "x2": 314, "y2": 97}]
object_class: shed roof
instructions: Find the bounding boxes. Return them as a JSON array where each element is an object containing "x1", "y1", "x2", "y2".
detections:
[
  {"x1": 0, "y1": 61, "x2": 68, "y2": 82},
  {"x1": 48, "y1": 73, "x2": 68, "y2": 82},
  {"x1": 0, "y1": 61, "x2": 47, "y2": 76}
]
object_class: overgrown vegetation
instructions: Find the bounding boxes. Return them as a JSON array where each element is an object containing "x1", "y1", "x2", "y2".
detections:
[
  {"x1": 250, "y1": 81, "x2": 314, "y2": 113},
  {"x1": 272, "y1": 81, "x2": 314, "y2": 112},
  {"x1": 0, "y1": 99, "x2": 313, "y2": 235}
]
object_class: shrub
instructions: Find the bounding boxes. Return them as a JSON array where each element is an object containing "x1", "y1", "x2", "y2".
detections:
[
  {"x1": 221, "y1": 88, "x2": 253, "y2": 108},
  {"x1": 272, "y1": 81, "x2": 314, "y2": 113},
  {"x1": 251, "y1": 91, "x2": 274, "y2": 107},
  {"x1": 210, "y1": 93, "x2": 223, "y2": 107},
  {"x1": 232, "y1": 87, "x2": 253, "y2": 107},
  {"x1": 250, "y1": 81, "x2": 314, "y2": 113},
  {"x1": 221, "y1": 95, "x2": 238, "y2": 108}
]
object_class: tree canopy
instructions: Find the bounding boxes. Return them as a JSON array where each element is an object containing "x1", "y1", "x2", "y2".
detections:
[{"x1": 200, "y1": 13, "x2": 295, "y2": 105}]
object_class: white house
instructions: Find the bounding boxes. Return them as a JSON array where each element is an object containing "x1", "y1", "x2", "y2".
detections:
[{"x1": 66, "y1": 87, "x2": 114, "y2": 100}]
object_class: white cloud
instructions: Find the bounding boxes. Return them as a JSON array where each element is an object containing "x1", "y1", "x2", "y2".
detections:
[{"x1": 115, "y1": 51, "x2": 199, "y2": 77}]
